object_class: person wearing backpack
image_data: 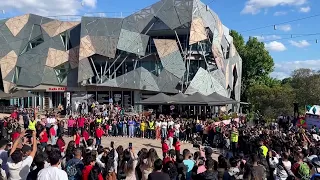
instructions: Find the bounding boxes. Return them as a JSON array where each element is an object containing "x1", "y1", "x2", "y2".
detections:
[
  {"x1": 65, "y1": 148, "x2": 84, "y2": 180},
  {"x1": 291, "y1": 152, "x2": 310, "y2": 180}
]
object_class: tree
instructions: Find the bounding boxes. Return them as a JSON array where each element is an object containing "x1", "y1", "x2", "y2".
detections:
[
  {"x1": 248, "y1": 83, "x2": 295, "y2": 120},
  {"x1": 290, "y1": 68, "x2": 320, "y2": 107},
  {"x1": 230, "y1": 31, "x2": 275, "y2": 102}
]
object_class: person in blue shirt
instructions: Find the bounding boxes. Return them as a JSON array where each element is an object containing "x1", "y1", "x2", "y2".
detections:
[
  {"x1": 118, "y1": 120, "x2": 123, "y2": 136},
  {"x1": 128, "y1": 118, "x2": 135, "y2": 138},
  {"x1": 182, "y1": 149, "x2": 195, "y2": 180},
  {"x1": 135, "y1": 120, "x2": 140, "y2": 137}
]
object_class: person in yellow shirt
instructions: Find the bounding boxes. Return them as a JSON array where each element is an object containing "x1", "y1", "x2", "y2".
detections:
[
  {"x1": 148, "y1": 119, "x2": 155, "y2": 139},
  {"x1": 28, "y1": 118, "x2": 37, "y2": 131},
  {"x1": 259, "y1": 140, "x2": 268, "y2": 158},
  {"x1": 140, "y1": 120, "x2": 146, "y2": 138},
  {"x1": 230, "y1": 126, "x2": 239, "y2": 156}
]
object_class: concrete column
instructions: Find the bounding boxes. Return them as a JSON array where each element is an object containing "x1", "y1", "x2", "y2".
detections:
[
  {"x1": 134, "y1": 90, "x2": 142, "y2": 113},
  {"x1": 49, "y1": 92, "x2": 53, "y2": 108}
]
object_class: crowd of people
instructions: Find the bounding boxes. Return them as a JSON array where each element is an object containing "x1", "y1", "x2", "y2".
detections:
[{"x1": 0, "y1": 105, "x2": 320, "y2": 180}]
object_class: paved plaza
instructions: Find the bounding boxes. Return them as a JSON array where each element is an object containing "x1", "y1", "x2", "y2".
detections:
[{"x1": 63, "y1": 136, "x2": 220, "y2": 159}]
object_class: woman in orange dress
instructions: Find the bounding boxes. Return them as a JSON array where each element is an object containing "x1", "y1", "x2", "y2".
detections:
[{"x1": 155, "y1": 119, "x2": 161, "y2": 140}]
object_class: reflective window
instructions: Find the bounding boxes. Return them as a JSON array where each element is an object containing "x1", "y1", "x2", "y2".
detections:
[
  {"x1": 20, "y1": 35, "x2": 44, "y2": 54},
  {"x1": 54, "y1": 63, "x2": 70, "y2": 83},
  {"x1": 12, "y1": 66, "x2": 21, "y2": 84}
]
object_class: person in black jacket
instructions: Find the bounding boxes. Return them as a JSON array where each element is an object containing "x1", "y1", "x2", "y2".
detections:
[{"x1": 194, "y1": 158, "x2": 218, "y2": 180}]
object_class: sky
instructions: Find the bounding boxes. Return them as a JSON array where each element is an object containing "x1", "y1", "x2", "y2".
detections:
[{"x1": 0, "y1": 0, "x2": 319, "y2": 79}]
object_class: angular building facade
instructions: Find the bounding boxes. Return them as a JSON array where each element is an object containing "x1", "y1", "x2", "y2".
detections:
[{"x1": 0, "y1": 0, "x2": 242, "y2": 110}]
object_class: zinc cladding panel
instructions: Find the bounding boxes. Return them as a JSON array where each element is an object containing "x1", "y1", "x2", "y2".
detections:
[
  {"x1": 77, "y1": 58, "x2": 94, "y2": 82},
  {"x1": 139, "y1": 67, "x2": 159, "y2": 91},
  {"x1": 42, "y1": 66, "x2": 60, "y2": 85},
  {"x1": 121, "y1": 1, "x2": 162, "y2": 33},
  {"x1": 156, "y1": 0, "x2": 182, "y2": 30},
  {"x1": 117, "y1": 29, "x2": 149, "y2": 56},
  {"x1": 173, "y1": 0, "x2": 193, "y2": 26},
  {"x1": 16, "y1": 66, "x2": 44, "y2": 87},
  {"x1": 160, "y1": 51, "x2": 186, "y2": 79},
  {"x1": 156, "y1": 69, "x2": 180, "y2": 93},
  {"x1": 114, "y1": 68, "x2": 141, "y2": 90}
]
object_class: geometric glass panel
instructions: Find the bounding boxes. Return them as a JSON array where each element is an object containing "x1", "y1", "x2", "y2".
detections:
[{"x1": 54, "y1": 63, "x2": 70, "y2": 83}]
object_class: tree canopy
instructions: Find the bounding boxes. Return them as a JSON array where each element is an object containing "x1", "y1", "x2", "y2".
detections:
[
  {"x1": 230, "y1": 30, "x2": 274, "y2": 103},
  {"x1": 230, "y1": 30, "x2": 317, "y2": 120}
]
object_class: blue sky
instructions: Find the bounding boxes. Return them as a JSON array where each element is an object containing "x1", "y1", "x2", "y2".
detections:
[{"x1": 0, "y1": 0, "x2": 319, "y2": 79}]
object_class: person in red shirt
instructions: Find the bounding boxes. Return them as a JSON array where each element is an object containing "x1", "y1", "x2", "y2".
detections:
[
  {"x1": 163, "y1": 149, "x2": 176, "y2": 165},
  {"x1": 82, "y1": 155, "x2": 103, "y2": 180},
  {"x1": 10, "y1": 110, "x2": 18, "y2": 119},
  {"x1": 105, "y1": 124, "x2": 110, "y2": 136},
  {"x1": 173, "y1": 137, "x2": 181, "y2": 156},
  {"x1": 74, "y1": 130, "x2": 81, "y2": 147},
  {"x1": 162, "y1": 138, "x2": 169, "y2": 158},
  {"x1": 77, "y1": 115, "x2": 85, "y2": 134},
  {"x1": 95, "y1": 124, "x2": 104, "y2": 148},
  {"x1": 82, "y1": 127, "x2": 89, "y2": 141},
  {"x1": 39, "y1": 127, "x2": 48, "y2": 148},
  {"x1": 56, "y1": 135, "x2": 65, "y2": 153},
  {"x1": 11, "y1": 127, "x2": 21, "y2": 142}
]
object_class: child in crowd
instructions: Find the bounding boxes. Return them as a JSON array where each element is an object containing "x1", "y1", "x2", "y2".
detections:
[
  {"x1": 49, "y1": 124, "x2": 57, "y2": 145},
  {"x1": 162, "y1": 137, "x2": 169, "y2": 159},
  {"x1": 173, "y1": 137, "x2": 181, "y2": 156},
  {"x1": 82, "y1": 127, "x2": 90, "y2": 141},
  {"x1": 74, "y1": 130, "x2": 81, "y2": 147}
]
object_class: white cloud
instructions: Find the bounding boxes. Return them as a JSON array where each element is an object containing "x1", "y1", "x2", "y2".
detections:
[
  {"x1": 81, "y1": 0, "x2": 97, "y2": 8},
  {"x1": 0, "y1": 0, "x2": 97, "y2": 16},
  {"x1": 277, "y1": 24, "x2": 292, "y2": 31},
  {"x1": 241, "y1": 0, "x2": 307, "y2": 14},
  {"x1": 299, "y1": 6, "x2": 311, "y2": 13},
  {"x1": 289, "y1": 40, "x2": 310, "y2": 48},
  {"x1": 271, "y1": 59, "x2": 320, "y2": 79},
  {"x1": 255, "y1": 35, "x2": 282, "y2": 41},
  {"x1": 265, "y1": 41, "x2": 287, "y2": 52},
  {"x1": 274, "y1": 11, "x2": 287, "y2": 16}
]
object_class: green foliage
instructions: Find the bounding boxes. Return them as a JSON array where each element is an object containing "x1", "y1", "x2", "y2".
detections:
[
  {"x1": 230, "y1": 31, "x2": 275, "y2": 103},
  {"x1": 229, "y1": 30, "x2": 320, "y2": 120},
  {"x1": 248, "y1": 83, "x2": 295, "y2": 119},
  {"x1": 290, "y1": 69, "x2": 320, "y2": 107}
]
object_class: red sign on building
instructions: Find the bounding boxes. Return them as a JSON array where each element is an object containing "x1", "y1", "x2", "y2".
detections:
[{"x1": 46, "y1": 87, "x2": 67, "y2": 92}]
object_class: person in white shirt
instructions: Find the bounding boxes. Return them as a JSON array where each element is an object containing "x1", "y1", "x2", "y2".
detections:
[
  {"x1": 0, "y1": 139, "x2": 9, "y2": 177},
  {"x1": 161, "y1": 120, "x2": 168, "y2": 139},
  {"x1": 37, "y1": 149, "x2": 68, "y2": 180},
  {"x1": 8, "y1": 130, "x2": 37, "y2": 180},
  {"x1": 168, "y1": 119, "x2": 174, "y2": 128},
  {"x1": 174, "y1": 122, "x2": 180, "y2": 138}
]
